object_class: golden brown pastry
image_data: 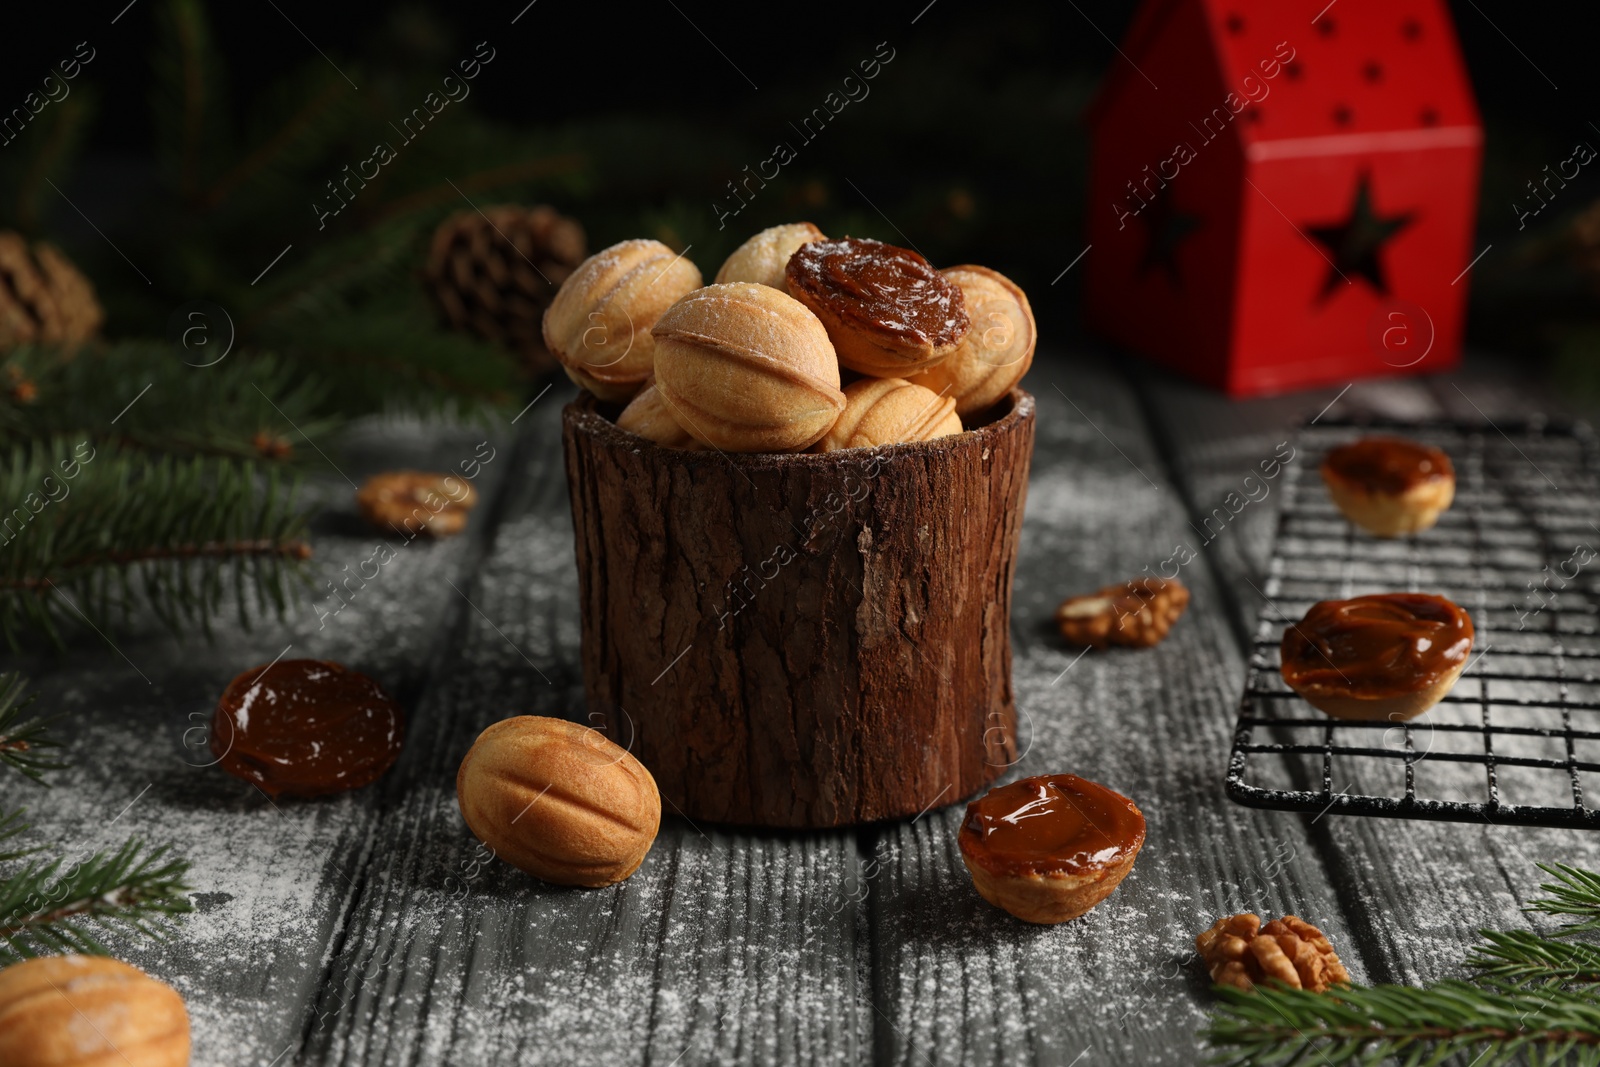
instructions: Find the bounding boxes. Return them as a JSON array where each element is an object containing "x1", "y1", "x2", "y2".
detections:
[
  {"x1": 1320, "y1": 436, "x2": 1454, "y2": 537},
  {"x1": 715, "y1": 222, "x2": 825, "y2": 289},
  {"x1": 651, "y1": 282, "x2": 846, "y2": 452},
  {"x1": 906, "y1": 265, "x2": 1035, "y2": 416},
  {"x1": 0, "y1": 955, "x2": 190, "y2": 1067},
  {"x1": 456, "y1": 715, "x2": 661, "y2": 887},
  {"x1": 615, "y1": 382, "x2": 700, "y2": 449},
  {"x1": 1280, "y1": 592, "x2": 1474, "y2": 721},
  {"x1": 785, "y1": 236, "x2": 969, "y2": 376},
  {"x1": 958, "y1": 773, "x2": 1145, "y2": 924},
  {"x1": 813, "y1": 377, "x2": 961, "y2": 452},
  {"x1": 542, "y1": 238, "x2": 702, "y2": 401}
]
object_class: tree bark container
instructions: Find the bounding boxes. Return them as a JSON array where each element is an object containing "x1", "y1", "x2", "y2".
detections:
[{"x1": 561, "y1": 389, "x2": 1035, "y2": 828}]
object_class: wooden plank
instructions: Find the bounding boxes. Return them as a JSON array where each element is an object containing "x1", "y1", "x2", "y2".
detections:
[
  {"x1": 304, "y1": 389, "x2": 873, "y2": 1066},
  {"x1": 0, "y1": 420, "x2": 516, "y2": 1065},
  {"x1": 16, "y1": 353, "x2": 1582, "y2": 1065},
  {"x1": 1143, "y1": 362, "x2": 1600, "y2": 989},
  {"x1": 866, "y1": 352, "x2": 1358, "y2": 1066}
]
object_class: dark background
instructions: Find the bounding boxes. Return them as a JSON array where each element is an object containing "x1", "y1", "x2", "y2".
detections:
[{"x1": 4, "y1": 0, "x2": 1595, "y2": 387}]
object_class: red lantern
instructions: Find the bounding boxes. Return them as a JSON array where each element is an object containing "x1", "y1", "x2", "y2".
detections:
[{"x1": 1085, "y1": 0, "x2": 1482, "y2": 397}]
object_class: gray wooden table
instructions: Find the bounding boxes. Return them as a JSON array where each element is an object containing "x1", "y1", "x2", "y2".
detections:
[{"x1": 8, "y1": 347, "x2": 1593, "y2": 1066}]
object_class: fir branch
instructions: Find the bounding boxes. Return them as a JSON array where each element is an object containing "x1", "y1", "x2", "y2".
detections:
[
  {"x1": 1469, "y1": 930, "x2": 1600, "y2": 988},
  {"x1": 0, "y1": 808, "x2": 34, "y2": 863},
  {"x1": 1204, "y1": 980, "x2": 1600, "y2": 1067},
  {"x1": 1528, "y1": 863, "x2": 1600, "y2": 935},
  {"x1": 201, "y1": 71, "x2": 351, "y2": 212},
  {"x1": 9, "y1": 92, "x2": 97, "y2": 233},
  {"x1": 241, "y1": 215, "x2": 432, "y2": 335},
  {"x1": 0, "y1": 671, "x2": 64, "y2": 782},
  {"x1": 152, "y1": 0, "x2": 223, "y2": 202},
  {"x1": 0, "y1": 443, "x2": 313, "y2": 648},
  {"x1": 1, "y1": 343, "x2": 340, "y2": 464},
  {"x1": 0, "y1": 839, "x2": 192, "y2": 965},
  {"x1": 259, "y1": 301, "x2": 524, "y2": 417},
  {"x1": 366, "y1": 153, "x2": 587, "y2": 224}
]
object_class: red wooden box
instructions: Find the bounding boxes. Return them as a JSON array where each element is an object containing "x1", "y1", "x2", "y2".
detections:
[{"x1": 1085, "y1": 0, "x2": 1483, "y2": 397}]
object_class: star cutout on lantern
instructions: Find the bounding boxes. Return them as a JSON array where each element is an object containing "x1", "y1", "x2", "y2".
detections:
[
  {"x1": 1307, "y1": 175, "x2": 1414, "y2": 299},
  {"x1": 1137, "y1": 182, "x2": 1201, "y2": 285}
]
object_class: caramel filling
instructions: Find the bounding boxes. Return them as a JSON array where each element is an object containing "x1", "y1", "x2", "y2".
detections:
[
  {"x1": 959, "y1": 774, "x2": 1145, "y2": 877},
  {"x1": 211, "y1": 658, "x2": 405, "y2": 797},
  {"x1": 1322, "y1": 436, "x2": 1453, "y2": 496},
  {"x1": 785, "y1": 236, "x2": 968, "y2": 347},
  {"x1": 1280, "y1": 593, "x2": 1473, "y2": 699}
]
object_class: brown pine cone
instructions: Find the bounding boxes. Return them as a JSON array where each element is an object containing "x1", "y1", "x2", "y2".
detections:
[
  {"x1": 423, "y1": 204, "x2": 586, "y2": 375},
  {"x1": 1055, "y1": 576, "x2": 1189, "y2": 649},
  {"x1": 0, "y1": 231, "x2": 103, "y2": 351},
  {"x1": 1195, "y1": 913, "x2": 1351, "y2": 993}
]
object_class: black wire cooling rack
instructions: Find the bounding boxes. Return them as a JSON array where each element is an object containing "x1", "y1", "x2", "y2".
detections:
[{"x1": 1226, "y1": 415, "x2": 1600, "y2": 829}]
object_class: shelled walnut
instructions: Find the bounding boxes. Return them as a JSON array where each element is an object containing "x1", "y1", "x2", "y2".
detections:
[
  {"x1": 356, "y1": 470, "x2": 478, "y2": 538},
  {"x1": 1055, "y1": 577, "x2": 1189, "y2": 649},
  {"x1": 1195, "y1": 913, "x2": 1351, "y2": 993}
]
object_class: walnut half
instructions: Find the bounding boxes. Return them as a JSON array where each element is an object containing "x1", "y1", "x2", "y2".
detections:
[
  {"x1": 1055, "y1": 577, "x2": 1189, "y2": 649},
  {"x1": 356, "y1": 470, "x2": 479, "y2": 538},
  {"x1": 1195, "y1": 913, "x2": 1351, "y2": 993}
]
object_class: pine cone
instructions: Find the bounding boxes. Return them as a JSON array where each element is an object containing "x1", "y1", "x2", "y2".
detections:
[
  {"x1": 1196, "y1": 913, "x2": 1351, "y2": 993},
  {"x1": 0, "y1": 231, "x2": 103, "y2": 351},
  {"x1": 1056, "y1": 576, "x2": 1189, "y2": 649},
  {"x1": 423, "y1": 204, "x2": 586, "y2": 375}
]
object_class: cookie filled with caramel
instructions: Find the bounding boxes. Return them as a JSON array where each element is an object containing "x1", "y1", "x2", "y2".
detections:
[
  {"x1": 1321, "y1": 436, "x2": 1455, "y2": 537},
  {"x1": 958, "y1": 773, "x2": 1145, "y2": 924},
  {"x1": 785, "y1": 236, "x2": 969, "y2": 377},
  {"x1": 211, "y1": 658, "x2": 405, "y2": 797},
  {"x1": 1280, "y1": 593, "x2": 1474, "y2": 721}
]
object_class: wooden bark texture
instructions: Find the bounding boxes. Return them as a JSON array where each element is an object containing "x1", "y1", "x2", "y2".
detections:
[{"x1": 562, "y1": 391, "x2": 1035, "y2": 828}]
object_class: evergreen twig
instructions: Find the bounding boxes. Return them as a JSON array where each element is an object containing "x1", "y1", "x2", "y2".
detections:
[
  {"x1": 1205, "y1": 861, "x2": 1600, "y2": 1066},
  {"x1": 1205, "y1": 981, "x2": 1600, "y2": 1067},
  {"x1": 0, "y1": 808, "x2": 33, "y2": 863},
  {"x1": 0, "y1": 673, "x2": 194, "y2": 961},
  {"x1": 0, "y1": 343, "x2": 340, "y2": 463},
  {"x1": 0, "y1": 840, "x2": 192, "y2": 965},
  {"x1": 201, "y1": 71, "x2": 350, "y2": 211},
  {"x1": 1529, "y1": 862, "x2": 1600, "y2": 935},
  {"x1": 0, "y1": 443, "x2": 313, "y2": 648},
  {"x1": 1469, "y1": 929, "x2": 1600, "y2": 987},
  {"x1": 0, "y1": 671, "x2": 64, "y2": 782},
  {"x1": 258, "y1": 301, "x2": 524, "y2": 415}
]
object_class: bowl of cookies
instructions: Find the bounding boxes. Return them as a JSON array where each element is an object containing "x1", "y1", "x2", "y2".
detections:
[{"x1": 550, "y1": 224, "x2": 1036, "y2": 828}]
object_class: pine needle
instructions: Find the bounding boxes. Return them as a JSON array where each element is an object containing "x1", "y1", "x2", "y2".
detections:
[
  {"x1": 1529, "y1": 863, "x2": 1600, "y2": 935},
  {"x1": 1, "y1": 343, "x2": 340, "y2": 464},
  {"x1": 0, "y1": 808, "x2": 35, "y2": 863},
  {"x1": 1205, "y1": 860, "x2": 1600, "y2": 1066},
  {"x1": 0, "y1": 442, "x2": 313, "y2": 648},
  {"x1": 0, "y1": 670, "x2": 64, "y2": 782},
  {"x1": 1205, "y1": 980, "x2": 1600, "y2": 1067},
  {"x1": 1468, "y1": 929, "x2": 1600, "y2": 987},
  {"x1": 0, "y1": 839, "x2": 192, "y2": 965}
]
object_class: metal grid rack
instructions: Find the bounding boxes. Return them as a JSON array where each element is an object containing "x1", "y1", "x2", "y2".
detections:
[{"x1": 1226, "y1": 416, "x2": 1600, "y2": 829}]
